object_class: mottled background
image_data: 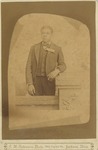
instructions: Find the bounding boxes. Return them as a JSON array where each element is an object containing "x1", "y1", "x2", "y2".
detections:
[{"x1": 8, "y1": 14, "x2": 90, "y2": 96}]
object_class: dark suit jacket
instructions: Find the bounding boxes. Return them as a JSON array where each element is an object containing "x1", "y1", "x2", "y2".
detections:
[{"x1": 26, "y1": 42, "x2": 66, "y2": 85}]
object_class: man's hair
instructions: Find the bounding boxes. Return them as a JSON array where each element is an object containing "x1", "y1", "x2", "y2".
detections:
[{"x1": 40, "y1": 25, "x2": 53, "y2": 33}]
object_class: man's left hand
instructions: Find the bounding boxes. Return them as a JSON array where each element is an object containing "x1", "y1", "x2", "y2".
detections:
[{"x1": 47, "y1": 69, "x2": 60, "y2": 81}]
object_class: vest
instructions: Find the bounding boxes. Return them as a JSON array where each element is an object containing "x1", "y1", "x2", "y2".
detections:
[{"x1": 36, "y1": 43, "x2": 48, "y2": 76}]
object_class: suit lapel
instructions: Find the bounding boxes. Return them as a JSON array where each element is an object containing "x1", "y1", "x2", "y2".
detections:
[{"x1": 34, "y1": 43, "x2": 41, "y2": 64}]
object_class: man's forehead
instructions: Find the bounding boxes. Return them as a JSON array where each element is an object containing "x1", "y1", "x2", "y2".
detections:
[
  {"x1": 41, "y1": 28, "x2": 51, "y2": 32},
  {"x1": 41, "y1": 26, "x2": 53, "y2": 33}
]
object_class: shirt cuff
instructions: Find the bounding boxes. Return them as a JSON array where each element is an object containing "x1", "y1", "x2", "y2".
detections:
[{"x1": 27, "y1": 83, "x2": 34, "y2": 87}]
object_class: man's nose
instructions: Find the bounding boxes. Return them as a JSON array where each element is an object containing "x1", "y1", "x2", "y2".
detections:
[
  {"x1": 43, "y1": 35, "x2": 47, "y2": 38},
  {"x1": 43, "y1": 33, "x2": 47, "y2": 36}
]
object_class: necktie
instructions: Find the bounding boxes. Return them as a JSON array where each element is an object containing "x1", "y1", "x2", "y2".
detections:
[{"x1": 42, "y1": 42, "x2": 55, "y2": 53}]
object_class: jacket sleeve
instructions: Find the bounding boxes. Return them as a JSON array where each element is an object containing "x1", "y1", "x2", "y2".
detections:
[
  {"x1": 26, "y1": 47, "x2": 34, "y2": 85},
  {"x1": 57, "y1": 48, "x2": 66, "y2": 72}
]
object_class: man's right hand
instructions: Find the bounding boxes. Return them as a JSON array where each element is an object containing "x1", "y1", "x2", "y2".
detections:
[{"x1": 28, "y1": 84, "x2": 35, "y2": 96}]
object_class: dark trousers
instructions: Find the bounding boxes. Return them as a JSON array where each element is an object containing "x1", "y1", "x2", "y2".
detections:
[{"x1": 34, "y1": 76, "x2": 55, "y2": 96}]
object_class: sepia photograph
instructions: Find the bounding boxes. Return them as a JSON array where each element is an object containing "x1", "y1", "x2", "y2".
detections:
[
  {"x1": 1, "y1": 1, "x2": 96, "y2": 139},
  {"x1": 8, "y1": 13, "x2": 90, "y2": 129},
  {"x1": 8, "y1": 13, "x2": 90, "y2": 109}
]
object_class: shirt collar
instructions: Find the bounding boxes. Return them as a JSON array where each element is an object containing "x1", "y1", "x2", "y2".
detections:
[{"x1": 42, "y1": 41, "x2": 51, "y2": 48}]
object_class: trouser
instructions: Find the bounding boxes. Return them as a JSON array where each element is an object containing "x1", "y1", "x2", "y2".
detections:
[{"x1": 33, "y1": 76, "x2": 55, "y2": 96}]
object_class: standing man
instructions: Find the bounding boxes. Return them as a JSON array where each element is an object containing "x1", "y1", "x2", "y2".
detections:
[{"x1": 26, "y1": 26, "x2": 66, "y2": 96}]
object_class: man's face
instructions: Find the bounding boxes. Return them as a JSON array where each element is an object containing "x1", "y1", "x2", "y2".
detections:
[{"x1": 41, "y1": 28, "x2": 52, "y2": 43}]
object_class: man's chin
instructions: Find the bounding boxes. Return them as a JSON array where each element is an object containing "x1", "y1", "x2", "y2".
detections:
[{"x1": 43, "y1": 39, "x2": 49, "y2": 42}]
